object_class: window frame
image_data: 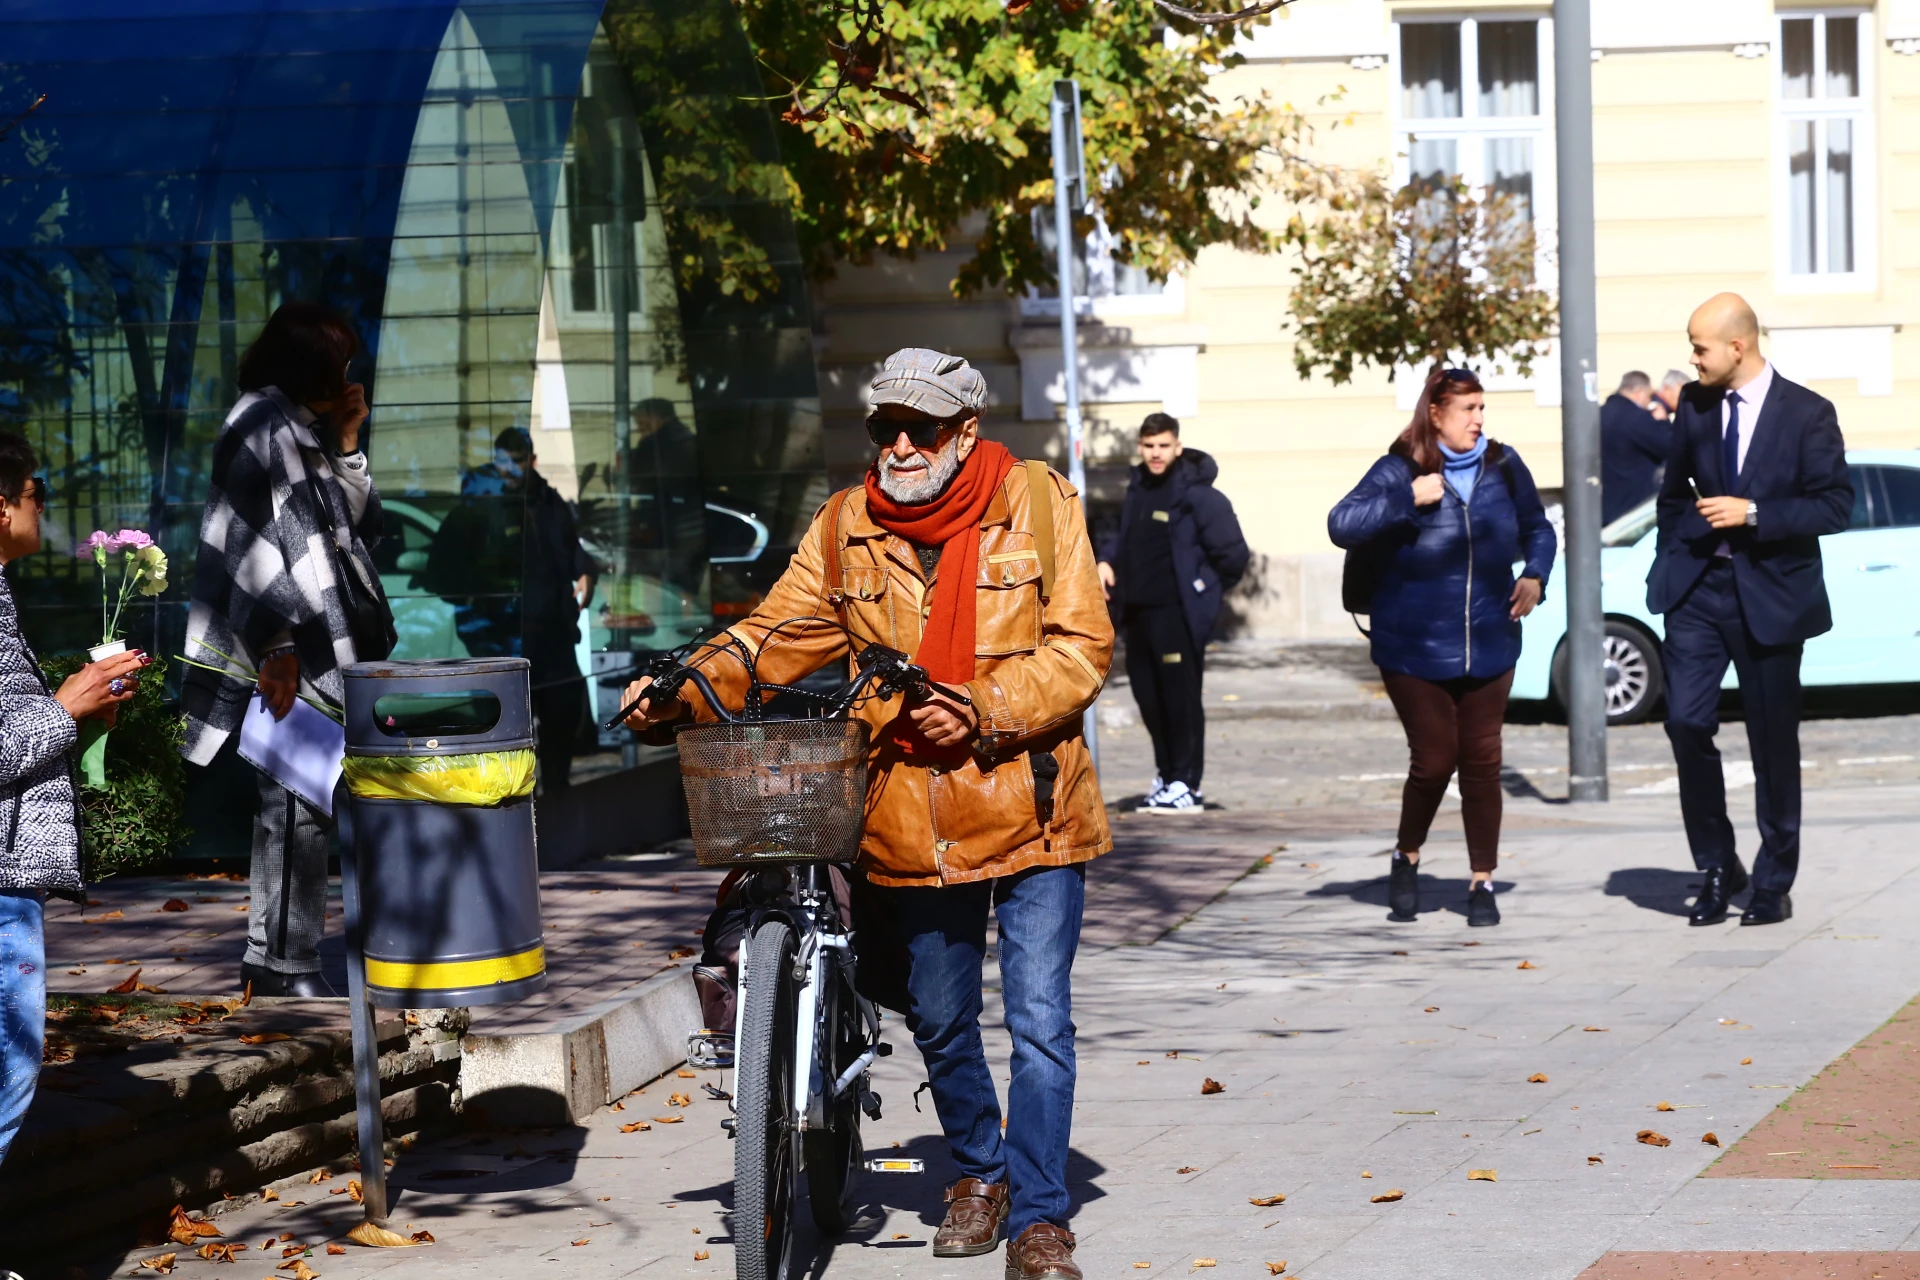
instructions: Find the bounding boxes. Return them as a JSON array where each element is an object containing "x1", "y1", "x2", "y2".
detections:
[
  {"x1": 1020, "y1": 209, "x2": 1185, "y2": 320},
  {"x1": 1773, "y1": 9, "x2": 1876, "y2": 294},
  {"x1": 1388, "y1": 11, "x2": 1558, "y2": 284}
]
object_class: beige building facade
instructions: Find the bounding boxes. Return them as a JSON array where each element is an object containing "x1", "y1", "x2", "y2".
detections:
[{"x1": 812, "y1": 0, "x2": 1920, "y2": 639}]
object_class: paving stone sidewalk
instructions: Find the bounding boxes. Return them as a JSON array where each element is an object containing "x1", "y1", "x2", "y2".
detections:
[{"x1": 64, "y1": 776, "x2": 1920, "y2": 1280}]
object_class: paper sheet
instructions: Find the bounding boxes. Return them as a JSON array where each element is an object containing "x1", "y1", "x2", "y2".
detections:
[{"x1": 236, "y1": 691, "x2": 346, "y2": 816}]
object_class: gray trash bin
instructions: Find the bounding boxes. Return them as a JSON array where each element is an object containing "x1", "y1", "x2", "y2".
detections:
[{"x1": 342, "y1": 657, "x2": 547, "y2": 1009}]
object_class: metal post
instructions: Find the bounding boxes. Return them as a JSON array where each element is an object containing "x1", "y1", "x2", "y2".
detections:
[
  {"x1": 1553, "y1": 0, "x2": 1607, "y2": 802},
  {"x1": 338, "y1": 795, "x2": 389, "y2": 1223},
  {"x1": 1051, "y1": 80, "x2": 1100, "y2": 770}
]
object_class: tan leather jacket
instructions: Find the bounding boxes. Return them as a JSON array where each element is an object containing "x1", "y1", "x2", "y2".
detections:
[{"x1": 684, "y1": 463, "x2": 1113, "y2": 887}]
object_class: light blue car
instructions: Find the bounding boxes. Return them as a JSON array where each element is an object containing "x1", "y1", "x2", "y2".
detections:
[{"x1": 1514, "y1": 451, "x2": 1920, "y2": 723}]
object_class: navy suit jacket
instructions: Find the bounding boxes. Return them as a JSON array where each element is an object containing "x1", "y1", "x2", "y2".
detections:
[
  {"x1": 1645, "y1": 373, "x2": 1852, "y2": 646},
  {"x1": 1600, "y1": 394, "x2": 1669, "y2": 524}
]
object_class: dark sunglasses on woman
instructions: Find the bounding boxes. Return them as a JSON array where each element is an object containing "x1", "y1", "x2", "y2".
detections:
[{"x1": 866, "y1": 413, "x2": 960, "y2": 450}]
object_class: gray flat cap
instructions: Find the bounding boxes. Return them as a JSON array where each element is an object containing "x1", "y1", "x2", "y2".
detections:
[{"x1": 868, "y1": 348, "x2": 987, "y2": 418}]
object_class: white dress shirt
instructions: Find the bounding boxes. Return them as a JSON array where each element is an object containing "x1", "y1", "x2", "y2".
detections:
[{"x1": 1720, "y1": 360, "x2": 1774, "y2": 479}]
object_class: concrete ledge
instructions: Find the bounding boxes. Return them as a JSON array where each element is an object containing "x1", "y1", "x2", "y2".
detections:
[{"x1": 461, "y1": 967, "x2": 701, "y2": 1126}]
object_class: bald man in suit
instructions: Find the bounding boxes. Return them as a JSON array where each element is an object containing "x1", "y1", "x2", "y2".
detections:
[{"x1": 1646, "y1": 294, "x2": 1853, "y2": 927}]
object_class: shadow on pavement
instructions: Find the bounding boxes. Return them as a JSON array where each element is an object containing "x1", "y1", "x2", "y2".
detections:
[
  {"x1": 1307, "y1": 873, "x2": 1515, "y2": 920},
  {"x1": 1603, "y1": 866, "x2": 1708, "y2": 918}
]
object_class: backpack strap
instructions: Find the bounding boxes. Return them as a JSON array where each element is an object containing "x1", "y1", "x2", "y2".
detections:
[
  {"x1": 820, "y1": 487, "x2": 854, "y2": 629},
  {"x1": 1023, "y1": 459, "x2": 1056, "y2": 601}
]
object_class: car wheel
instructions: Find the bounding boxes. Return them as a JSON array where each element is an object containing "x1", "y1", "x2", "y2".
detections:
[{"x1": 1550, "y1": 620, "x2": 1665, "y2": 726}]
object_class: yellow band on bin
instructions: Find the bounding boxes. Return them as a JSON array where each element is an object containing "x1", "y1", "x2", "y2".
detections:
[
  {"x1": 342, "y1": 748, "x2": 536, "y2": 806},
  {"x1": 364, "y1": 944, "x2": 546, "y2": 991}
]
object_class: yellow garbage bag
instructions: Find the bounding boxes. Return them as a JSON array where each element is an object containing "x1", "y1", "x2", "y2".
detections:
[{"x1": 342, "y1": 749, "x2": 536, "y2": 807}]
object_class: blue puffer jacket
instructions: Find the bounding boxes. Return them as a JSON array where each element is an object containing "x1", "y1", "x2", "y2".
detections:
[{"x1": 1327, "y1": 442, "x2": 1557, "y2": 681}]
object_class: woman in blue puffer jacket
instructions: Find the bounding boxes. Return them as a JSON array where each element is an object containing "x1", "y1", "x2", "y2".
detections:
[{"x1": 1328, "y1": 367, "x2": 1557, "y2": 927}]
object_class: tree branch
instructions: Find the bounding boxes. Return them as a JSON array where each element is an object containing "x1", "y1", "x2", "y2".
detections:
[{"x1": 1149, "y1": 0, "x2": 1297, "y2": 27}]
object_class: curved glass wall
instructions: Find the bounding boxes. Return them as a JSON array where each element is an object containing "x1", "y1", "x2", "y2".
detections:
[{"x1": 0, "y1": 0, "x2": 824, "y2": 849}]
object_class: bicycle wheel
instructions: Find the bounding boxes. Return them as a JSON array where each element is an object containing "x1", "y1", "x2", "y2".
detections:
[
  {"x1": 804, "y1": 974, "x2": 864, "y2": 1233},
  {"x1": 735, "y1": 919, "x2": 800, "y2": 1280}
]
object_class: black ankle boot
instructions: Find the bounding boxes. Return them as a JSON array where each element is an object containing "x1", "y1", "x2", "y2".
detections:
[
  {"x1": 240, "y1": 963, "x2": 338, "y2": 998},
  {"x1": 1388, "y1": 855, "x2": 1420, "y2": 921},
  {"x1": 1467, "y1": 883, "x2": 1501, "y2": 927}
]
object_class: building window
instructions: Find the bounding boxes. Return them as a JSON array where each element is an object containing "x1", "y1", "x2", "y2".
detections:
[
  {"x1": 1778, "y1": 12, "x2": 1870, "y2": 281},
  {"x1": 1022, "y1": 209, "x2": 1179, "y2": 318},
  {"x1": 1394, "y1": 16, "x2": 1548, "y2": 227}
]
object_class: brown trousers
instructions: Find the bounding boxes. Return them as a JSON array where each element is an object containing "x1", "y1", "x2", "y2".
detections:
[{"x1": 1381, "y1": 667, "x2": 1514, "y2": 873}]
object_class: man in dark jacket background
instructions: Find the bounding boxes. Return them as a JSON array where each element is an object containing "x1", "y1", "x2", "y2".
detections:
[
  {"x1": 1601, "y1": 371, "x2": 1671, "y2": 523},
  {"x1": 1096, "y1": 413, "x2": 1249, "y2": 813}
]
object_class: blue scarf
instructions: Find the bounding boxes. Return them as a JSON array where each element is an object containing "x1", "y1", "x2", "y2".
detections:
[{"x1": 1439, "y1": 436, "x2": 1488, "y2": 502}]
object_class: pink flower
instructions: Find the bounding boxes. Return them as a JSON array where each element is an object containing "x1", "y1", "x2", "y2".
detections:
[{"x1": 113, "y1": 528, "x2": 154, "y2": 551}]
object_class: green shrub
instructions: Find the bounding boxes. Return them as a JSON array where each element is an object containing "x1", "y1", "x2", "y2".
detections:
[{"x1": 39, "y1": 654, "x2": 190, "y2": 879}]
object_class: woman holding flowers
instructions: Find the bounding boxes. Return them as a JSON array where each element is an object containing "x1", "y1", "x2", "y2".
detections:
[
  {"x1": 0, "y1": 431, "x2": 147, "y2": 1165},
  {"x1": 182, "y1": 302, "x2": 392, "y2": 998}
]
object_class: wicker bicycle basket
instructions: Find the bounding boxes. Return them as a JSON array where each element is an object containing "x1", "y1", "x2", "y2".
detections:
[{"x1": 676, "y1": 719, "x2": 870, "y2": 867}]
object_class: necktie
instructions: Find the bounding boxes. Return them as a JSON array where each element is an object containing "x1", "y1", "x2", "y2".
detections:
[{"x1": 1723, "y1": 389, "x2": 1742, "y2": 492}]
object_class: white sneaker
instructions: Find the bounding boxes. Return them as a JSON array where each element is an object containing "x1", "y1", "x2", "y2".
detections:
[{"x1": 1142, "y1": 780, "x2": 1203, "y2": 813}]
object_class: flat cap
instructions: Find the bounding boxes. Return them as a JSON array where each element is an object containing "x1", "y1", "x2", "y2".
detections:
[{"x1": 868, "y1": 348, "x2": 987, "y2": 418}]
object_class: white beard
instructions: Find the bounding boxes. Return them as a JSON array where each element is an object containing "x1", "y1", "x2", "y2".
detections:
[{"x1": 876, "y1": 436, "x2": 962, "y2": 504}]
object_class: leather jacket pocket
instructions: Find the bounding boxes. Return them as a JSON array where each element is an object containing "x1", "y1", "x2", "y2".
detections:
[{"x1": 973, "y1": 555, "x2": 1043, "y2": 656}]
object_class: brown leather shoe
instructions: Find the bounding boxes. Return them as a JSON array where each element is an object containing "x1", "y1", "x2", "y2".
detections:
[
  {"x1": 1005, "y1": 1222, "x2": 1080, "y2": 1280},
  {"x1": 933, "y1": 1177, "x2": 1009, "y2": 1257}
]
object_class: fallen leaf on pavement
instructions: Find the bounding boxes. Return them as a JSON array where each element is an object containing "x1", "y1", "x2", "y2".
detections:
[
  {"x1": 1266, "y1": 1264, "x2": 1288, "y2": 1276},
  {"x1": 347, "y1": 1180, "x2": 363, "y2": 1203},
  {"x1": 326, "y1": 1246, "x2": 346, "y2": 1256},
  {"x1": 94, "y1": 909, "x2": 124, "y2": 920},
  {"x1": 1702, "y1": 1132, "x2": 1721, "y2": 1147},
  {"x1": 891, "y1": 1234, "x2": 910, "y2": 1240},
  {"x1": 1517, "y1": 961, "x2": 1537, "y2": 970},
  {"x1": 280, "y1": 1234, "x2": 294, "y2": 1243},
  {"x1": 309, "y1": 1171, "x2": 327, "y2": 1184},
  {"x1": 260, "y1": 1189, "x2": 279, "y2": 1202},
  {"x1": 1424, "y1": 1006, "x2": 1439, "y2": 1013},
  {"x1": 677, "y1": 1069, "x2": 698, "y2": 1079},
  {"x1": 1200, "y1": 1078, "x2": 1224, "y2": 1095},
  {"x1": 1133, "y1": 1264, "x2": 1151, "y2": 1271},
  {"x1": 620, "y1": 1121, "x2": 652, "y2": 1133},
  {"x1": 234, "y1": 904, "x2": 249, "y2": 912},
  {"x1": 280, "y1": 1246, "x2": 308, "y2": 1258},
  {"x1": 1589, "y1": 1156, "x2": 1604, "y2": 1165},
  {"x1": 410, "y1": 1231, "x2": 435, "y2": 1244},
  {"x1": 137, "y1": 1255, "x2": 177, "y2": 1274},
  {"x1": 1248, "y1": 1194, "x2": 1286, "y2": 1207},
  {"x1": 1176, "y1": 1166, "x2": 1198, "y2": 1174},
  {"x1": 1192, "y1": 1260, "x2": 1216, "y2": 1269},
  {"x1": 1137, "y1": 1060, "x2": 1150, "y2": 1065},
  {"x1": 669, "y1": 1092, "x2": 692, "y2": 1107},
  {"x1": 1637, "y1": 1130, "x2": 1671, "y2": 1147},
  {"x1": 1656, "y1": 1101, "x2": 1674, "y2": 1112},
  {"x1": 653, "y1": 1115, "x2": 685, "y2": 1124},
  {"x1": 610, "y1": 1101, "x2": 625, "y2": 1111},
  {"x1": 693, "y1": 1249, "x2": 710, "y2": 1260},
  {"x1": 1741, "y1": 1057, "x2": 1753, "y2": 1065},
  {"x1": 276, "y1": 1261, "x2": 320, "y2": 1278},
  {"x1": 1360, "y1": 1171, "x2": 1371, "y2": 1178},
  {"x1": 1370, "y1": 1189, "x2": 1405, "y2": 1203},
  {"x1": 345, "y1": 1221, "x2": 415, "y2": 1248},
  {"x1": 1584, "y1": 1026, "x2": 1608, "y2": 1032},
  {"x1": 197, "y1": 1242, "x2": 241, "y2": 1262},
  {"x1": 240, "y1": 1033, "x2": 291, "y2": 1045},
  {"x1": 1527, "y1": 1074, "x2": 1548, "y2": 1083},
  {"x1": 161, "y1": 899, "x2": 190, "y2": 912},
  {"x1": 111, "y1": 969, "x2": 145, "y2": 995},
  {"x1": 167, "y1": 1206, "x2": 222, "y2": 1245},
  {"x1": 1467, "y1": 1169, "x2": 1497, "y2": 1182}
]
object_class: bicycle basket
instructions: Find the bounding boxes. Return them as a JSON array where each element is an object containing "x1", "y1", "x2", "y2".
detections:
[{"x1": 677, "y1": 720, "x2": 869, "y2": 867}]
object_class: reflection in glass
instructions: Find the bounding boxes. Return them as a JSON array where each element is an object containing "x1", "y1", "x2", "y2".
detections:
[
  {"x1": 1826, "y1": 16, "x2": 1860, "y2": 100},
  {"x1": 1781, "y1": 19, "x2": 1814, "y2": 100},
  {"x1": 1877, "y1": 466, "x2": 1920, "y2": 529},
  {"x1": 1827, "y1": 119, "x2": 1854, "y2": 274},
  {"x1": 1789, "y1": 120, "x2": 1816, "y2": 274},
  {"x1": 1402, "y1": 24, "x2": 1462, "y2": 120},
  {"x1": 1486, "y1": 137, "x2": 1534, "y2": 224},
  {"x1": 1477, "y1": 21, "x2": 1539, "y2": 118}
]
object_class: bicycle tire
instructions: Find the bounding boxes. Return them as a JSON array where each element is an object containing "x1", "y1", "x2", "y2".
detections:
[
  {"x1": 804, "y1": 976, "x2": 864, "y2": 1234},
  {"x1": 735, "y1": 919, "x2": 800, "y2": 1280}
]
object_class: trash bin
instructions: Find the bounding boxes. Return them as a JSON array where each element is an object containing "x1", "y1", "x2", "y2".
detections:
[{"x1": 342, "y1": 657, "x2": 547, "y2": 1009}]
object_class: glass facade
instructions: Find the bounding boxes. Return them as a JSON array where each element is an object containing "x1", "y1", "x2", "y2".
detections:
[{"x1": 0, "y1": 0, "x2": 825, "y2": 852}]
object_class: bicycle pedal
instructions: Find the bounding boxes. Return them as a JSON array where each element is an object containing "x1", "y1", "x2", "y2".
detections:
[
  {"x1": 702, "y1": 1083, "x2": 733, "y2": 1102},
  {"x1": 686, "y1": 1030, "x2": 735, "y2": 1069},
  {"x1": 860, "y1": 1088, "x2": 883, "y2": 1121},
  {"x1": 875, "y1": 1042, "x2": 892, "y2": 1057},
  {"x1": 720, "y1": 1116, "x2": 737, "y2": 1139}
]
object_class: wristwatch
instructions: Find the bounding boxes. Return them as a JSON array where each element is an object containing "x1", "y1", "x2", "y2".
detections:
[{"x1": 1744, "y1": 501, "x2": 1759, "y2": 528}]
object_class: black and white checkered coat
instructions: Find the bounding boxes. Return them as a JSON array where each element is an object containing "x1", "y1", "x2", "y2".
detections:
[
  {"x1": 181, "y1": 388, "x2": 383, "y2": 766},
  {"x1": 0, "y1": 570, "x2": 80, "y2": 894}
]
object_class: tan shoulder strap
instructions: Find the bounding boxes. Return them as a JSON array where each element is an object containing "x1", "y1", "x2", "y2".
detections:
[
  {"x1": 1024, "y1": 459, "x2": 1056, "y2": 601},
  {"x1": 821, "y1": 487, "x2": 854, "y2": 624}
]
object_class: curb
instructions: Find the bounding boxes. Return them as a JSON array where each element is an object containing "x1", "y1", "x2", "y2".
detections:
[{"x1": 461, "y1": 967, "x2": 701, "y2": 1126}]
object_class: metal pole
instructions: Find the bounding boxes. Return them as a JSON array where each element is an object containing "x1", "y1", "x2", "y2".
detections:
[
  {"x1": 1052, "y1": 81, "x2": 1100, "y2": 772},
  {"x1": 339, "y1": 795, "x2": 390, "y2": 1223},
  {"x1": 1553, "y1": 0, "x2": 1607, "y2": 802}
]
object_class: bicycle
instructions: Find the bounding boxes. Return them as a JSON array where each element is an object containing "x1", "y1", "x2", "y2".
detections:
[{"x1": 613, "y1": 627, "x2": 948, "y2": 1280}]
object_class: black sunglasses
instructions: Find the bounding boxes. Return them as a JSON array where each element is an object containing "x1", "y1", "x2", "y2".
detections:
[{"x1": 866, "y1": 413, "x2": 961, "y2": 450}]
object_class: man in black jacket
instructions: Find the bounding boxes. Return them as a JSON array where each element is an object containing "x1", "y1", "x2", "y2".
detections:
[
  {"x1": 1096, "y1": 414, "x2": 1250, "y2": 813},
  {"x1": 1601, "y1": 371, "x2": 1670, "y2": 523},
  {"x1": 1646, "y1": 293, "x2": 1852, "y2": 927}
]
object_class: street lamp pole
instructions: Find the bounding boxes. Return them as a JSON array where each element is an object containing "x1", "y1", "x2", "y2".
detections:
[
  {"x1": 1553, "y1": 0, "x2": 1608, "y2": 801},
  {"x1": 1052, "y1": 79, "x2": 1100, "y2": 771}
]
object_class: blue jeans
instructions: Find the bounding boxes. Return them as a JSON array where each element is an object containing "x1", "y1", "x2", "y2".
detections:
[
  {"x1": 0, "y1": 889, "x2": 45, "y2": 1169},
  {"x1": 881, "y1": 864, "x2": 1085, "y2": 1236}
]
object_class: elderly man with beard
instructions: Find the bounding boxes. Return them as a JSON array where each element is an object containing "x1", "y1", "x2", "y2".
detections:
[{"x1": 623, "y1": 348, "x2": 1112, "y2": 1280}]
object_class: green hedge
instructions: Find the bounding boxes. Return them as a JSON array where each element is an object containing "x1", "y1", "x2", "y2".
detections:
[{"x1": 39, "y1": 654, "x2": 190, "y2": 879}]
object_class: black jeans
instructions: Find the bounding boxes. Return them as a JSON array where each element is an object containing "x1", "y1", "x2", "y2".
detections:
[
  {"x1": 1662, "y1": 559, "x2": 1805, "y2": 894},
  {"x1": 1124, "y1": 605, "x2": 1203, "y2": 791}
]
